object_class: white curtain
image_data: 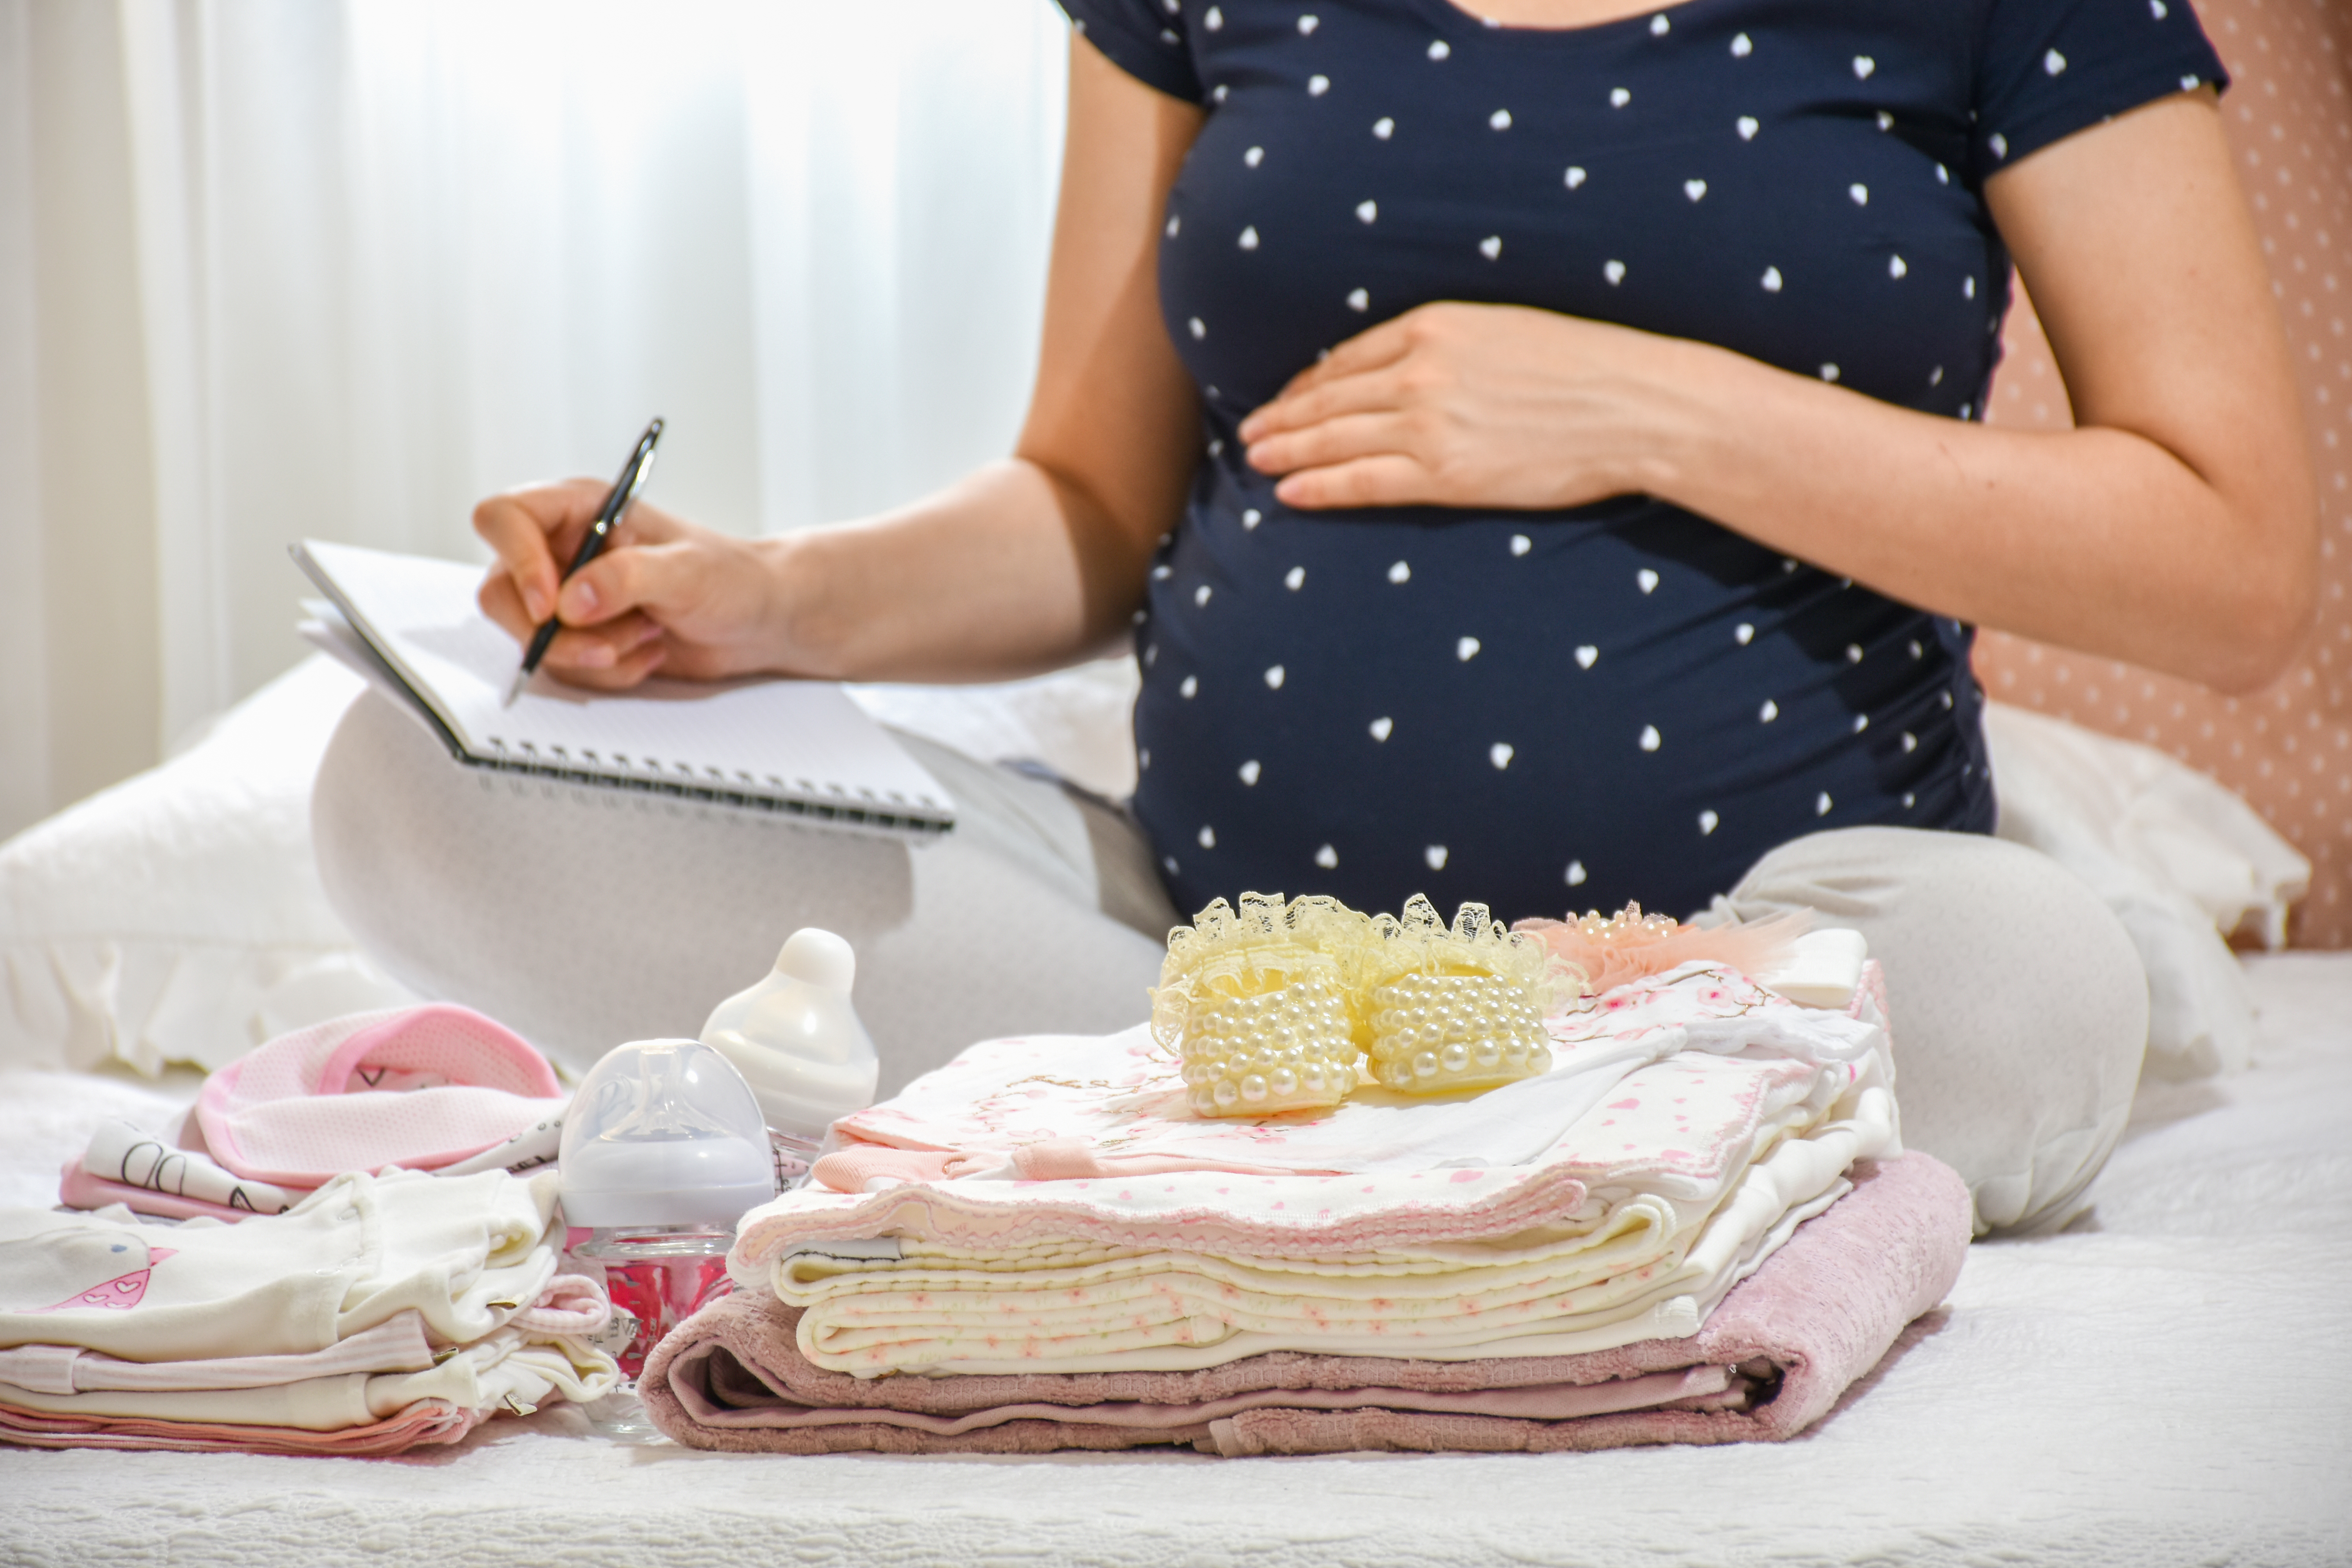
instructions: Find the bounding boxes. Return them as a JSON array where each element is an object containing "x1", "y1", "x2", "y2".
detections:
[{"x1": 0, "y1": 0, "x2": 1070, "y2": 840}]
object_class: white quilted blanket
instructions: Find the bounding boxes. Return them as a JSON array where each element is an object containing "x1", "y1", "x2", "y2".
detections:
[{"x1": 3, "y1": 954, "x2": 2348, "y2": 1568}]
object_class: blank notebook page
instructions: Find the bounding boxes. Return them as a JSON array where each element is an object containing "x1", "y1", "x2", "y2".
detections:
[{"x1": 296, "y1": 539, "x2": 953, "y2": 831}]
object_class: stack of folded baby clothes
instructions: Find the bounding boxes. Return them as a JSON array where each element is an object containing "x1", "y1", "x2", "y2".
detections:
[
  {"x1": 0, "y1": 1166, "x2": 617, "y2": 1456},
  {"x1": 640, "y1": 898, "x2": 1971, "y2": 1456},
  {"x1": 8, "y1": 1003, "x2": 612, "y2": 1457}
]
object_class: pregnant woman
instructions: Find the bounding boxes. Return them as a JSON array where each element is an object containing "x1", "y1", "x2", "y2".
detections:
[{"x1": 314, "y1": 0, "x2": 2312, "y2": 1233}]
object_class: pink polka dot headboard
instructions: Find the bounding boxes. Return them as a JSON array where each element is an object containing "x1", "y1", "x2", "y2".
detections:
[{"x1": 1974, "y1": 0, "x2": 2352, "y2": 946}]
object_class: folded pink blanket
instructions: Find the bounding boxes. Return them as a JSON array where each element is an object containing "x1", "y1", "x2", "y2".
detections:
[
  {"x1": 642, "y1": 1151, "x2": 1967, "y2": 1456},
  {"x1": 0, "y1": 1398, "x2": 484, "y2": 1457}
]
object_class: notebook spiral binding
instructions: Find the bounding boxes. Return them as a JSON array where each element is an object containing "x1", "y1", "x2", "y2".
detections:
[{"x1": 478, "y1": 736, "x2": 951, "y2": 835}]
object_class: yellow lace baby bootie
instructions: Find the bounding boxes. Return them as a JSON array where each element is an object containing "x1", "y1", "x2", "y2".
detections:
[
  {"x1": 1358, "y1": 896, "x2": 1564, "y2": 1094},
  {"x1": 1153, "y1": 893, "x2": 1580, "y2": 1117},
  {"x1": 1152, "y1": 894, "x2": 1367, "y2": 1117}
]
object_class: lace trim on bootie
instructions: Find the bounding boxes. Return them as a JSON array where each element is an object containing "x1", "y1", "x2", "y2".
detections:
[{"x1": 1153, "y1": 894, "x2": 1369, "y2": 1118}]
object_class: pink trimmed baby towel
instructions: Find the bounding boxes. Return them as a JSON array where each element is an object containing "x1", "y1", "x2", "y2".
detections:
[
  {"x1": 640, "y1": 1153, "x2": 1969, "y2": 1456},
  {"x1": 195, "y1": 1004, "x2": 567, "y2": 1186}
]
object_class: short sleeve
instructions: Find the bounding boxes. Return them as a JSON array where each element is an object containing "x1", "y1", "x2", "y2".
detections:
[
  {"x1": 1057, "y1": 0, "x2": 1204, "y2": 103},
  {"x1": 1969, "y1": 0, "x2": 2229, "y2": 184}
]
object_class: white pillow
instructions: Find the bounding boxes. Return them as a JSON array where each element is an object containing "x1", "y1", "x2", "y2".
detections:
[
  {"x1": 0, "y1": 657, "x2": 416, "y2": 1076},
  {"x1": 1984, "y1": 701, "x2": 2310, "y2": 1081}
]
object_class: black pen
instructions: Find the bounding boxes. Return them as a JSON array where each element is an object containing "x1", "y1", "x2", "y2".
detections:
[{"x1": 502, "y1": 417, "x2": 665, "y2": 707}]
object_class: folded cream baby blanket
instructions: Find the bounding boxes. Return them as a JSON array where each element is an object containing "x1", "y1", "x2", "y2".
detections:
[{"x1": 642, "y1": 1152, "x2": 1967, "y2": 1455}]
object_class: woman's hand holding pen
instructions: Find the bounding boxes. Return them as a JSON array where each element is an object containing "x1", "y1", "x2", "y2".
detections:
[{"x1": 475, "y1": 479, "x2": 792, "y2": 691}]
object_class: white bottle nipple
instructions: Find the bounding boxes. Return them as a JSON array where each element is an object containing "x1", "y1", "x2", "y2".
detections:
[
  {"x1": 698, "y1": 927, "x2": 880, "y2": 1146},
  {"x1": 775, "y1": 927, "x2": 857, "y2": 992}
]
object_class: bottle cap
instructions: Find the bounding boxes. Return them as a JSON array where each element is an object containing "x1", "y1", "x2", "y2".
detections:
[{"x1": 558, "y1": 1039, "x2": 777, "y2": 1228}]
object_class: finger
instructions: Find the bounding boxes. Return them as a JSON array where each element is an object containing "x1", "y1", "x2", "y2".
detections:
[
  {"x1": 540, "y1": 612, "x2": 663, "y2": 673},
  {"x1": 1243, "y1": 370, "x2": 1415, "y2": 456},
  {"x1": 477, "y1": 566, "x2": 535, "y2": 642},
  {"x1": 540, "y1": 637, "x2": 669, "y2": 693},
  {"x1": 1246, "y1": 409, "x2": 1418, "y2": 478},
  {"x1": 1299, "y1": 314, "x2": 1419, "y2": 389},
  {"x1": 555, "y1": 537, "x2": 704, "y2": 628},
  {"x1": 474, "y1": 478, "x2": 610, "y2": 622},
  {"x1": 1249, "y1": 315, "x2": 1421, "y2": 425},
  {"x1": 1273, "y1": 453, "x2": 1439, "y2": 510},
  {"x1": 1241, "y1": 338, "x2": 1410, "y2": 444}
]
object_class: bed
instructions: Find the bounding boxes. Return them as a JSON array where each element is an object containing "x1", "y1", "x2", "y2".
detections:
[{"x1": 1, "y1": 661, "x2": 2347, "y2": 1567}]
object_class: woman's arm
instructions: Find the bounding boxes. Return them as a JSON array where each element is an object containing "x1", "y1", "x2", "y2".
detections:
[
  {"x1": 474, "y1": 36, "x2": 1202, "y2": 688},
  {"x1": 1237, "y1": 91, "x2": 2316, "y2": 694}
]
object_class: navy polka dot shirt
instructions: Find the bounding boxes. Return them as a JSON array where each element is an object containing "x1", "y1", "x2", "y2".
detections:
[{"x1": 1061, "y1": 0, "x2": 2226, "y2": 923}]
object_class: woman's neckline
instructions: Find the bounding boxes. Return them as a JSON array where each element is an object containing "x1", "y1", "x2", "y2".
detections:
[{"x1": 1413, "y1": 0, "x2": 1710, "y2": 40}]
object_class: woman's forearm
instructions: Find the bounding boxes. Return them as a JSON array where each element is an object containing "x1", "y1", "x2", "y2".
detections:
[
  {"x1": 760, "y1": 456, "x2": 1158, "y2": 684},
  {"x1": 1639, "y1": 345, "x2": 2312, "y2": 693},
  {"x1": 1647, "y1": 91, "x2": 2314, "y2": 693}
]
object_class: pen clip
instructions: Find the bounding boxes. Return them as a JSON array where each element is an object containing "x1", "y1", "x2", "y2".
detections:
[{"x1": 600, "y1": 418, "x2": 664, "y2": 537}]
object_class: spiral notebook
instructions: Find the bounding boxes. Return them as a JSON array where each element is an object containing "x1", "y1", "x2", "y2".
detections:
[{"x1": 292, "y1": 539, "x2": 954, "y2": 836}]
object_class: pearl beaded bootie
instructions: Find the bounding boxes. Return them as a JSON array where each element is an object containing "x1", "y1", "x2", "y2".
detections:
[{"x1": 1151, "y1": 893, "x2": 1577, "y2": 1118}]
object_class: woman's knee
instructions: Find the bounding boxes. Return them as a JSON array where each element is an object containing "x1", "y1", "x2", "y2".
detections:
[{"x1": 1724, "y1": 827, "x2": 2148, "y2": 1235}]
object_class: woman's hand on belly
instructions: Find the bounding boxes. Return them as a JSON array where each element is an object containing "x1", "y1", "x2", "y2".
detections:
[{"x1": 1236, "y1": 301, "x2": 1708, "y2": 512}]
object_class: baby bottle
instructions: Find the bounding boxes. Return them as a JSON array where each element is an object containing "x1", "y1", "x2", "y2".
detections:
[
  {"x1": 560, "y1": 1038, "x2": 776, "y2": 1440},
  {"x1": 699, "y1": 927, "x2": 880, "y2": 1189}
]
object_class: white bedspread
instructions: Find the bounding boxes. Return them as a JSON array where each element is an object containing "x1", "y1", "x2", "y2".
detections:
[{"x1": 3, "y1": 954, "x2": 2348, "y2": 1567}]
